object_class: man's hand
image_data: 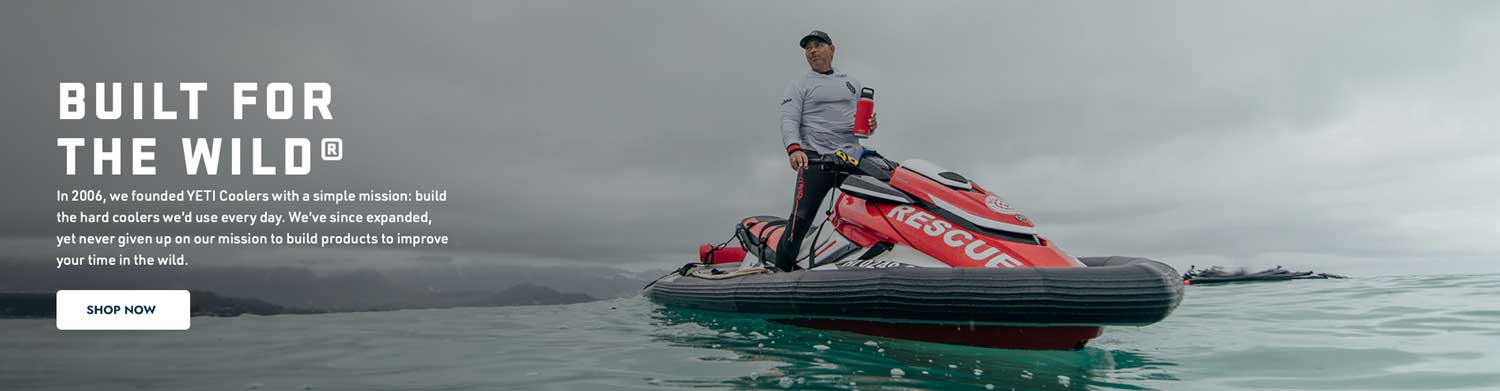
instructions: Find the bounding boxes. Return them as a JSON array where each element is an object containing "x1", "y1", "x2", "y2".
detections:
[
  {"x1": 869, "y1": 112, "x2": 878, "y2": 132},
  {"x1": 789, "y1": 150, "x2": 808, "y2": 171}
]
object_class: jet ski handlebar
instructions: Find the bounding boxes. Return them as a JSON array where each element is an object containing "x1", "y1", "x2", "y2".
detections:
[{"x1": 805, "y1": 151, "x2": 897, "y2": 180}]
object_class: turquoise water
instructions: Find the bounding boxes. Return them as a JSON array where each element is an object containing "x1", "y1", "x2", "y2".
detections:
[{"x1": 2, "y1": 273, "x2": 1499, "y2": 390}]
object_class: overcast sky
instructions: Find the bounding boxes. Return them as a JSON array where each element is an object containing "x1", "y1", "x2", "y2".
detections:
[{"x1": 3, "y1": 1, "x2": 1498, "y2": 275}]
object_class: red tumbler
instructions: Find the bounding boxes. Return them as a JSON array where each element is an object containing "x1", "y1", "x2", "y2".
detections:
[{"x1": 853, "y1": 87, "x2": 875, "y2": 138}]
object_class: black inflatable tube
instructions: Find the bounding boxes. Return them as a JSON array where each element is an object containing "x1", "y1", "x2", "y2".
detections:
[{"x1": 646, "y1": 256, "x2": 1184, "y2": 326}]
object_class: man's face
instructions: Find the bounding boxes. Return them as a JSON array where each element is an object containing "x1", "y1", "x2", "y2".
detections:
[{"x1": 803, "y1": 40, "x2": 834, "y2": 73}]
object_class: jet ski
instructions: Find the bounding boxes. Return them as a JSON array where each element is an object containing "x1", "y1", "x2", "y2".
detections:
[
  {"x1": 644, "y1": 152, "x2": 1184, "y2": 350},
  {"x1": 1183, "y1": 265, "x2": 1348, "y2": 285}
]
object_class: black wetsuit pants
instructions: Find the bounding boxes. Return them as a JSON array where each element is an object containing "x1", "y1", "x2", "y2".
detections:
[{"x1": 775, "y1": 159, "x2": 845, "y2": 271}]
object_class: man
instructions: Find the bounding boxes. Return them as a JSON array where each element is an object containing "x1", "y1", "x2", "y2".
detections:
[{"x1": 775, "y1": 30, "x2": 877, "y2": 272}]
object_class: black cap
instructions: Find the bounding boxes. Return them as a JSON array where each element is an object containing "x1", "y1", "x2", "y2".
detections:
[{"x1": 799, "y1": 30, "x2": 832, "y2": 48}]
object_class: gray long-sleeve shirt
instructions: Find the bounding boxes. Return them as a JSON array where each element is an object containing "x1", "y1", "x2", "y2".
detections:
[{"x1": 780, "y1": 68, "x2": 864, "y2": 157}]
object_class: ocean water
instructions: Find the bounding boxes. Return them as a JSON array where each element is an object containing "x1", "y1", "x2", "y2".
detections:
[{"x1": 2, "y1": 273, "x2": 1499, "y2": 390}]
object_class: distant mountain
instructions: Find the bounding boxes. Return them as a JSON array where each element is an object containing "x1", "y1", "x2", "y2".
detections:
[
  {"x1": 190, "y1": 291, "x2": 309, "y2": 317},
  {"x1": 0, "y1": 284, "x2": 596, "y2": 319},
  {"x1": 0, "y1": 260, "x2": 632, "y2": 315},
  {"x1": 0, "y1": 291, "x2": 306, "y2": 318},
  {"x1": 376, "y1": 264, "x2": 660, "y2": 300},
  {"x1": 418, "y1": 283, "x2": 595, "y2": 309},
  {"x1": 0, "y1": 292, "x2": 51, "y2": 318}
]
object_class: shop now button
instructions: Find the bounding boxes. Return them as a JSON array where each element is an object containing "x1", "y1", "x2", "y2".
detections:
[{"x1": 56, "y1": 290, "x2": 191, "y2": 330}]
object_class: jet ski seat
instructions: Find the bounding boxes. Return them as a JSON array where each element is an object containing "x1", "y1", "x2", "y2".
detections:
[{"x1": 736, "y1": 216, "x2": 789, "y2": 263}]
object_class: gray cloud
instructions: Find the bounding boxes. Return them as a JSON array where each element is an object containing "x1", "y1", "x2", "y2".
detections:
[{"x1": 4, "y1": 1, "x2": 1498, "y2": 274}]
